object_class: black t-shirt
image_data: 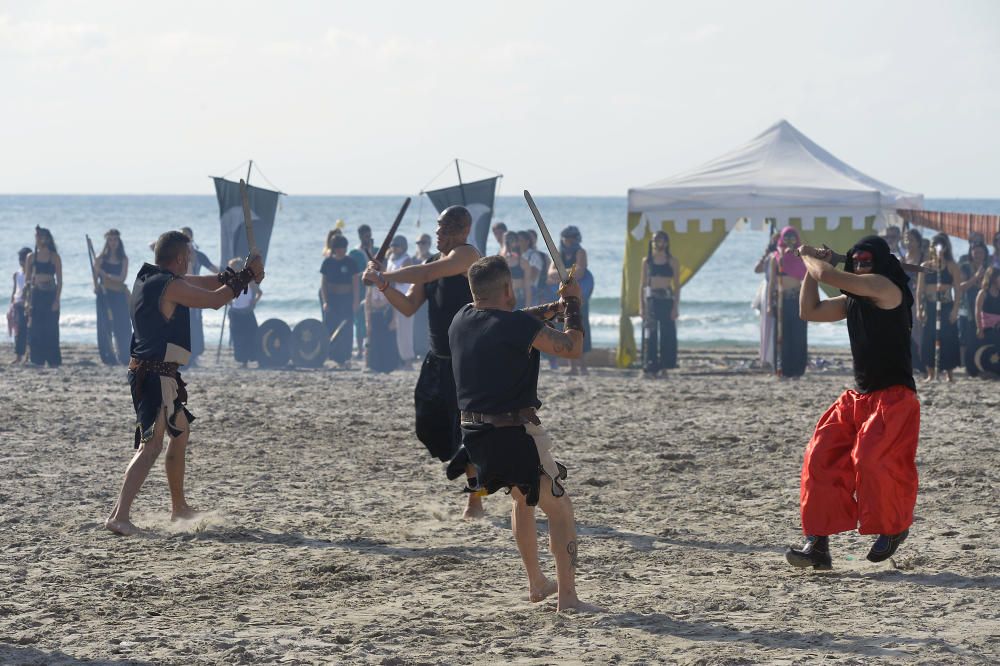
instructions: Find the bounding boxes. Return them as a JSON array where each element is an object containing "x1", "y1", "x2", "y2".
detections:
[
  {"x1": 320, "y1": 256, "x2": 358, "y2": 285},
  {"x1": 846, "y1": 295, "x2": 916, "y2": 393},
  {"x1": 449, "y1": 304, "x2": 543, "y2": 413}
]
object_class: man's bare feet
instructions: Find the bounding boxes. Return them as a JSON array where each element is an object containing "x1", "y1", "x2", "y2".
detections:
[
  {"x1": 557, "y1": 599, "x2": 605, "y2": 613},
  {"x1": 463, "y1": 494, "x2": 486, "y2": 520},
  {"x1": 104, "y1": 517, "x2": 140, "y2": 536},
  {"x1": 529, "y1": 578, "x2": 558, "y2": 603},
  {"x1": 170, "y1": 505, "x2": 201, "y2": 522}
]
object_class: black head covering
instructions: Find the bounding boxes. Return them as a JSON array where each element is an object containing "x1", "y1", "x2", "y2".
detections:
[{"x1": 842, "y1": 235, "x2": 913, "y2": 312}]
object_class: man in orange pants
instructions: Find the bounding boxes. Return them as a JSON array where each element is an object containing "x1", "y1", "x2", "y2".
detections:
[{"x1": 787, "y1": 236, "x2": 919, "y2": 569}]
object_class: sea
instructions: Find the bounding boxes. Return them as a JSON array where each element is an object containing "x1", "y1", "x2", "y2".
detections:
[{"x1": 2, "y1": 196, "x2": 997, "y2": 351}]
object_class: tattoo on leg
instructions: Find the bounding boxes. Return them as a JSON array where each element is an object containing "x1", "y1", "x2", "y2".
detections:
[{"x1": 567, "y1": 540, "x2": 578, "y2": 568}]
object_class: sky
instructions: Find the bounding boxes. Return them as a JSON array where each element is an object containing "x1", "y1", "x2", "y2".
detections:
[{"x1": 1, "y1": 0, "x2": 998, "y2": 196}]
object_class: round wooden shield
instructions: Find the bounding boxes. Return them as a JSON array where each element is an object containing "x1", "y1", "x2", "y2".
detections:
[
  {"x1": 291, "y1": 318, "x2": 327, "y2": 368},
  {"x1": 256, "y1": 318, "x2": 292, "y2": 368},
  {"x1": 974, "y1": 343, "x2": 1000, "y2": 375}
]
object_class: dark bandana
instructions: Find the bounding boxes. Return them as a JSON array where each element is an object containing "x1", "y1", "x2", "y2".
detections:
[{"x1": 842, "y1": 235, "x2": 913, "y2": 313}]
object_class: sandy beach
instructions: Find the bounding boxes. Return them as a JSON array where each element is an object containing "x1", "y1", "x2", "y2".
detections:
[{"x1": 1, "y1": 344, "x2": 998, "y2": 665}]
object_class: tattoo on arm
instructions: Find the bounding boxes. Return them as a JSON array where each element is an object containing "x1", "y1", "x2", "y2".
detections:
[
  {"x1": 540, "y1": 325, "x2": 575, "y2": 354},
  {"x1": 567, "y1": 540, "x2": 578, "y2": 569}
]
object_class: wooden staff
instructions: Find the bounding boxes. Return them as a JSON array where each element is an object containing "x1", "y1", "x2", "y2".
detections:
[
  {"x1": 934, "y1": 248, "x2": 944, "y2": 381},
  {"x1": 641, "y1": 239, "x2": 651, "y2": 370},
  {"x1": 775, "y1": 267, "x2": 784, "y2": 378},
  {"x1": 23, "y1": 236, "x2": 38, "y2": 360}
]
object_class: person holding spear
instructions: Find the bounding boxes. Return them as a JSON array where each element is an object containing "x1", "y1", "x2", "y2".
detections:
[{"x1": 362, "y1": 204, "x2": 486, "y2": 519}]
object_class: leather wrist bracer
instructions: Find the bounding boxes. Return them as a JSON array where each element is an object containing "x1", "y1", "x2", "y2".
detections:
[
  {"x1": 218, "y1": 266, "x2": 256, "y2": 298},
  {"x1": 563, "y1": 297, "x2": 584, "y2": 336},
  {"x1": 522, "y1": 300, "x2": 562, "y2": 322}
]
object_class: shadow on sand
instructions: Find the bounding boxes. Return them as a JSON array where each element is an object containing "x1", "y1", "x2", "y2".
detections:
[
  {"x1": 596, "y1": 612, "x2": 958, "y2": 659},
  {"x1": 0, "y1": 644, "x2": 152, "y2": 666},
  {"x1": 186, "y1": 526, "x2": 499, "y2": 559}
]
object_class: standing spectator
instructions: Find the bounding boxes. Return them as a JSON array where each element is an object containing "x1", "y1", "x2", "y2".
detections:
[
  {"x1": 959, "y1": 242, "x2": 990, "y2": 376},
  {"x1": 548, "y1": 225, "x2": 593, "y2": 375},
  {"x1": 768, "y1": 226, "x2": 808, "y2": 378},
  {"x1": 640, "y1": 231, "x2": 681, "y2": 377},
  {"x1": 525, "y1": 230, "x2": 552, "y2": 306},
  {"x1": 491, "y1": 222, "x2": 508, "y2": 254},
  {"x1": 227, "y1": 258, "x2": 261, "y2": 368},
  {"x1": 753, "y1": 231, "x2": 780, "y2": 370},
  {"x1": 386, "y1": 235, "x2": 415, "y2": 366},
  {"x1": 180, "y1": 227, "x2": 219, "y2": 367},
  {"x1": 411, "y1": 233, "x2": 433, "y2": 359},
  {"x1": 365, "y1": 277, "x2": 401, "y2": 373},
  {"x1": 904, "y1": 228, "x2": 926, "y2": 377},
  {"x1": 349, "y1": 224, "x2": 375, "y2": 359},
  {"x1": 502, "y1": 231, "x2": 532, "y2": 308},
  {"x1": 7, "y1": 247, "x2": 31, "y2": 364},
  {"x1": 25, "y1": 226, "x2": 62, "y2": 367},
  {"x1": 882, "y1": 225, "x2": 904, "y2": 258},
  {"x1": 917, "y1": 233, "x2": 961, "y2": 382},
  {"x1": 974, "y1": 267, "x2": 1000, "y2": 377},
  {"x1": 95, "y1": 229, "x2": 133, "y2": 365},
  {"x1": 321, "y1": 235, "x2": 360, "y2": 368}
]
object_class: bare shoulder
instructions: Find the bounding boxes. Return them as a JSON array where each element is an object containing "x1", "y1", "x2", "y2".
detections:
[{"x1": 448, "y1": 244, "x2": 481, "y2": 268}]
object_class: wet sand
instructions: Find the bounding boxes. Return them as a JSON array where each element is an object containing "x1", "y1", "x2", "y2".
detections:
[{"x1": 1, "y1": 344, "x2": 997, "y2": 664}]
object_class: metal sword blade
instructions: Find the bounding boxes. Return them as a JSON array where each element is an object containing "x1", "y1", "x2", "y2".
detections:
[{"x1": 523, "y1": 190, "x2": 568, "y2": 282}]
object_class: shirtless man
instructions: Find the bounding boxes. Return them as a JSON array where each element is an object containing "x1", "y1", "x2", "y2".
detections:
[
  {"x1": 362, "y1": 206, "x2": 484, "y2": 518},
  {"x1": 105, "y1": 230, "x2": 264, "y2": 535},
  {"x1": 448, "y1": 255, "x2": 596, "y2": 611},
  {"x1": 786, "y1": 236, "x2": 919, "y2": 568}
]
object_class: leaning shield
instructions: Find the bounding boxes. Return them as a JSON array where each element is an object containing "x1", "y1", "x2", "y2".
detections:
[
  {"x1": 291, "y1": 318, "x2": 326, "y2": 368},
  {"x1": 974, "y1": 343, "x2": 1000, "y2": 375},
  {"x1": 256, "y1": 318, "x2": 292, "y2": 368}
]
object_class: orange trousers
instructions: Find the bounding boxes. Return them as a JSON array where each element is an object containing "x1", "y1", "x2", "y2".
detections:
[{"x1": 800, "y1": 385, "x2": 919, "y2": 536}]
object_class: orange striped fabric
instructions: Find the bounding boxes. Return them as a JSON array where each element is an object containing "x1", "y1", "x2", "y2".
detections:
[{"x1": 898, "y1": 209, "x2": 1000, "y2": 241}]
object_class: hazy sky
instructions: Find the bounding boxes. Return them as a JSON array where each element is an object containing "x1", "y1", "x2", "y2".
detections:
[{"x1": 2, "y1": 1, "x2": 998, "y2": 196}]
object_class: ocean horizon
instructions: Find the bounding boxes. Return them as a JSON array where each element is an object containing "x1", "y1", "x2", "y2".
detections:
[{"x1": 3, "y1": 195, "x2": 997, "y2": 353}]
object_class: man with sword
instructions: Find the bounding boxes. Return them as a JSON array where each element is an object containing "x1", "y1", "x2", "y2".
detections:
[
  {"x1": 785, "y1": 235, "x2": 919, "y2": 568},
  {"x1": 362, "y1": 205, "x2": 486, "y2": 518},
  {"x1": 443, "y1": 191, "x2": 597, "y2": 610},
  {"x1": 105, "y1": 181, "x2": 264, "y2": 535}
]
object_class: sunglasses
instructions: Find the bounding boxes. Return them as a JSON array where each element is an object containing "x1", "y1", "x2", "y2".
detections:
[{"x1": 853, "y1": 251, "x2": 874, "y2": 268}]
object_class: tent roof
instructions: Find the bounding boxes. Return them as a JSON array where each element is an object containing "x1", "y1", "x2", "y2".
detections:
[{"x1": 628, "y1": 120, "x2": 923, "y2": 214}]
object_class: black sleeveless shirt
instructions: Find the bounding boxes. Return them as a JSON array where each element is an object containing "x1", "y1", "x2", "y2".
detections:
[
  {"x1": 129, "y1": 263, "x2": 192, "y2": 365},
  {"x1": 424, "y1": 249, "x2": 475, "y2": 357},
  {"x1": 846, "y1": 295, "x2": 916, "y2": 393}
]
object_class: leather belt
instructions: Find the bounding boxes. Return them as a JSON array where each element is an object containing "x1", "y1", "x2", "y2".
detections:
[
  {"x1": 461, "y1": 407, "x2": 540, "y2": 428},
  {"x1": 129, "y1": 357, "x2": 186, "y2": 403}
]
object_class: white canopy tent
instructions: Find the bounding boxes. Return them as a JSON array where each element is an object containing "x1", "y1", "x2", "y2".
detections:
[
  {"x1": 629, "y1": 119, "x2": 923, "y2": 234},
  {"x1": 618, "y1": 119, "x2": 923, "y2": 366}
]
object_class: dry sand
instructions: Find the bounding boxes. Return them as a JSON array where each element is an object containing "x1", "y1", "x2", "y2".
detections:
[{"x1": 1, "y1": 344, "x2": 998, "y2": 665}]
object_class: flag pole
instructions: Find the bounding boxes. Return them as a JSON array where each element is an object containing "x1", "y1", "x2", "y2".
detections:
[
  {"x1": 216, "y1": 160, "x2": 252, "y2": 364},
  {"x1": 455, "y1": 159, "x2": 467, "y2": 205}
]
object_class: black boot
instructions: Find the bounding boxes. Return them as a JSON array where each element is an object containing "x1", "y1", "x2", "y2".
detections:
[
  {"x1": 785, "y1": 535, "x2": 832, "y2": 570},
  {"x1": 866, "y1": 529, "x2": 908, "y2": 563}
]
